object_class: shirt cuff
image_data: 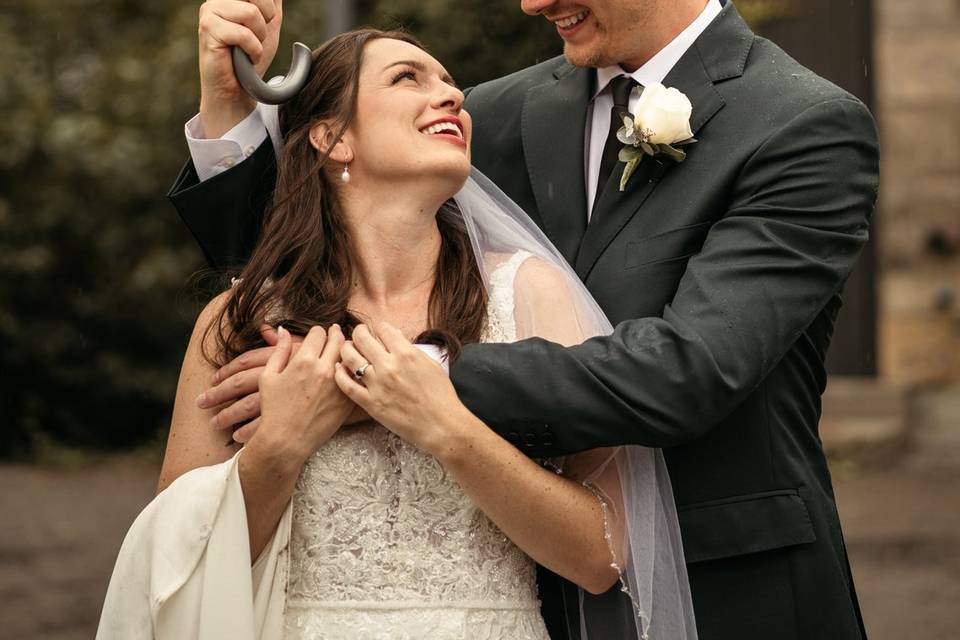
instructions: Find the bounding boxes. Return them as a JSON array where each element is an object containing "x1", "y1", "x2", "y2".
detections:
[{"x1": 185, "y1": 110, "x2": 269, "y2": 182}]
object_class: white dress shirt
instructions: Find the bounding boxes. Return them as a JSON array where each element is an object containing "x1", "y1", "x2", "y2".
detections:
[
  {"x1": 185, "y1": 109, "x2": 269, "y2": 182},
  {"x1": 585, "y1": 0, "x2": 721, "y2": 216},
  {"x1": 185, "y1": 0, "x2": 722, "y2": 214}
]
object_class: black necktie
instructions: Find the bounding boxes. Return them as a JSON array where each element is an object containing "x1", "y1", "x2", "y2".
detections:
[{"x1": 595, "y1": 76, "x2": 639, "y2": 207}]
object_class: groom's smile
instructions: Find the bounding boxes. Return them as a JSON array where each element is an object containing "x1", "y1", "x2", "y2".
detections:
[{"x1": 551, "y1": 8, "x2": 592, "y2": 38}]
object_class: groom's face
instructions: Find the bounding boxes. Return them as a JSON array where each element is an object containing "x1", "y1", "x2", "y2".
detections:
[{"x1": 521, "y1": 0, "x2": 654, "y2": 69}]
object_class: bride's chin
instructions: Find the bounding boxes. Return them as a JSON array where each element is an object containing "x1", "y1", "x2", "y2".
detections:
[{"x1": 430, "y1": 164, "x2": 471, "y2": 196}]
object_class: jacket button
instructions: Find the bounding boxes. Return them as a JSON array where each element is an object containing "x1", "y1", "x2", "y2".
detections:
[
  {"x1": 541, "y1": 429, "x2": 554, "y2": 447},
  {"x1": 524, "y1": 433, "x2": 537, "y2": 448}
]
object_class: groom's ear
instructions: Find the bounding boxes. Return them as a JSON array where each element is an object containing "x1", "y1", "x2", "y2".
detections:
[{"x1": 309, "y1": 122, "x2": 353, "y2": 163}]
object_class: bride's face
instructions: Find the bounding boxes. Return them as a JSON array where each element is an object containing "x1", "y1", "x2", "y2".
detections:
[{"x1": 348, "y1": 39, "x2": 472, "y2": 193}]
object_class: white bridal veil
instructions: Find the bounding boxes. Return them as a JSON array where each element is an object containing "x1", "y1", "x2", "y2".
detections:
[
  {"x1": 454, "y1": 168, "x2": 697, "y2": 640},
  {"x1": 97, "y1": 104, "x2": 695, "y2": 640}
]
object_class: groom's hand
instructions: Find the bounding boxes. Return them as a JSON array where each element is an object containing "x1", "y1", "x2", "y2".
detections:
[
  {"x1": 197, "y1": 324, "x2": 299, "y2": 440},
  {"x1": 198, "y1": 0, "x2": 282, "y2": 138}
]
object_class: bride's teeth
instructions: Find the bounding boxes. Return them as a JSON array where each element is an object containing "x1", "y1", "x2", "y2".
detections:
[{"x1": 423, "y1": 122, "x2": 462, "y2": 138}]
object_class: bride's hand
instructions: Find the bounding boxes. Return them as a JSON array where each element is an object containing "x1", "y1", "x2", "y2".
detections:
[
  {"x1": 335, "y1": 323, "x2": 472, "y2": 455},
  {"x1": 251, "y1": 324, "x2": 354, "y2": 464}
]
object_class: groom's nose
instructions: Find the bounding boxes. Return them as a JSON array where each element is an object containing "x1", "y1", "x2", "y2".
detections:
[{"x1": 521, "y1": 0, "x2": 558, "y2": 16}]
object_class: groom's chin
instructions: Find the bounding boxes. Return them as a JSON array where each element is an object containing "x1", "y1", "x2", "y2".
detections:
[{"x1": 562, "y1": 44, "x2": 605, "y2": 69}]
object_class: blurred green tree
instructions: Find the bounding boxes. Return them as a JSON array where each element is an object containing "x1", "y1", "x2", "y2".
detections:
[
  {"x1": 0, "y1": 0, "x2": 560, "y2": 457},
  {"x1": 0, "y1": 0, "x2": 204, "y2": 456}
]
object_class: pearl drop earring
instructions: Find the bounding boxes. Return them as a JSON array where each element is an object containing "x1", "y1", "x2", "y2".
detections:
[{"x1": 341, "y1": 163, "x2": 351, "y2": 183}]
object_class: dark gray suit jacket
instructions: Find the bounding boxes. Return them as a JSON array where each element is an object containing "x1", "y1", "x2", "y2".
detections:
[{"x1": 169, "y1": 3, "x2": 879, "y2": 638}]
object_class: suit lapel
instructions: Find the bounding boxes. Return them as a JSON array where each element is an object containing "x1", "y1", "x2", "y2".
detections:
[
  {"x1": 521, "y1": 64, "x2": 592, "y2": 266},
  {"x1": 573, "y1": 2, "x2": 751, "y2": 280}
]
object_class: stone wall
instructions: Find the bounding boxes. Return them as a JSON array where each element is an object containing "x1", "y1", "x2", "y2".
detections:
[{"x1": 875, "y1": 0, "x2": 960, "y2": 385}]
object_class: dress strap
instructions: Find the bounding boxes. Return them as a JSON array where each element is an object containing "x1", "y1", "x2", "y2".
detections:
[
  {"x1": 488, "y1": 250, "x2": 534, "y2": 293},
  {"x1": 484, "y1": 251, "x2": 534, "y2": 344}
]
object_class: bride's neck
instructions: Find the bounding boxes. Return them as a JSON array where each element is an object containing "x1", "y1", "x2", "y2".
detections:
[{"x1": 340, "y1": 186, "x2": 444, "y2": 308}]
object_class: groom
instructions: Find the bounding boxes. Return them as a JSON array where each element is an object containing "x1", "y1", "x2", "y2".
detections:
[{"x1": 170, "y1": 0, "x2": 879, "y2": 638}]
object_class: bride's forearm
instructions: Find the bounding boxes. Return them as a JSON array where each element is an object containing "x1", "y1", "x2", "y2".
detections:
[
  {"x1": 434, "y1": 412, "x2": 621, "y2": 595},
  {"x1": 238, "y1": 435, "x2": 303, "y2": 562}
]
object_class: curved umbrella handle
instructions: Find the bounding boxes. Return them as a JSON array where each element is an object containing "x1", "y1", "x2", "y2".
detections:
[{"x1": 231, "y1": 42, "x2": 313, "y2": 105}]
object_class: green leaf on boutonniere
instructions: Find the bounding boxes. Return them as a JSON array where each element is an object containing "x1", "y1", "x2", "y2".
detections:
[
  {"x1": 619, "y1": 157, "x2": 641, "y2": 191},
  {"x1": 639, "y1": 142, "x2": 656, "y2": 156},
  {"x1": 673, "y1": 137, "x2": 698, "y2": 147},
  {"x1": 656, "y1": 143, "x2": 687, "y2": 163},
  {"x1": 618, "y1": 146, "x2": 643, "y2": 163}
]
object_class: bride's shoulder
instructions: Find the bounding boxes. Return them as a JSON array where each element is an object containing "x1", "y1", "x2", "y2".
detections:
[
  {"x1": 196, "y1": 288, "x2": 233, "y2": 332},
  {"x1": 187, "y1": 286, "x2": 240, "y2": 365}
]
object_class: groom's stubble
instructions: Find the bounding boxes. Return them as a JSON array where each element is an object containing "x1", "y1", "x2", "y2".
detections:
[{"x1": 561, "y1": 1, "x2": 652, "y2": 69}]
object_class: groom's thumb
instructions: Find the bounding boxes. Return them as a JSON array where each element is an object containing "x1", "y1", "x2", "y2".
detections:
[{"x1": 260, "y1": 324, "x2": 279, "y2": 346}]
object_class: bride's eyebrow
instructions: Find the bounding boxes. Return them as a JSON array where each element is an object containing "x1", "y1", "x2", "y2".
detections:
[{"x1": 383, "y1": 60, "x2": 458, "y2": 89}]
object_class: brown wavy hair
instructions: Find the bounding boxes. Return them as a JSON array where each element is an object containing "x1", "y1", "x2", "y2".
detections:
[{"x1": 205, "y1": 29, "x2": 487, "y2": 366}]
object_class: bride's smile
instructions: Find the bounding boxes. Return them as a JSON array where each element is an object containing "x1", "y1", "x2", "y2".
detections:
[{"x1": 418, "y1": 116, "x2": 466, "y2": 146}]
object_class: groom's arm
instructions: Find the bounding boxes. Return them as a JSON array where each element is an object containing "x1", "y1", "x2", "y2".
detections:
[
  {"x1": 168, "y1": 112, "x2": 277, "y2": 269},
  {"x1": 450, "y1": 97, "x2": 880, "y2": 456},
  {"x1": 168, "y1": 0, "x2": 282, "y2": 269}
]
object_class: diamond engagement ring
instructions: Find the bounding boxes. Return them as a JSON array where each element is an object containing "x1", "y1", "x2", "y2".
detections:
[{"x1": 354, "y1": 363, "x2": 371, "y2": 380}]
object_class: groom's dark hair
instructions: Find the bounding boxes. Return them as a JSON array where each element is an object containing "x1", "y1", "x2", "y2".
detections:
[{"x1": 205, "y1": 29, "x2": 487, "y2": 366}]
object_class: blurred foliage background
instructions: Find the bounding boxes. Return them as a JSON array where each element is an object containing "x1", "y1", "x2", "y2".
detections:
[{"x1": 0, "y1": 0, "x2": 561, "y2": 458}]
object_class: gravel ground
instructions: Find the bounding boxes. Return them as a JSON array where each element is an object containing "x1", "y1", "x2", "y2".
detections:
[
  {"x1": 1, "y1": 426, "x2": 957, "y2": 639},
  {"x1": 0, "y1": 452, "x2": 160, "y2": 640},
  {"x1": 835, "y1": 462, "x2": 960, "y2": 640}
]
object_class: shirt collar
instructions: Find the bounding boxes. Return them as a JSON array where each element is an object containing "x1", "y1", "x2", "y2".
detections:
[{"x1": 594, "y1": 0, "x2": 723, "y2": 98}]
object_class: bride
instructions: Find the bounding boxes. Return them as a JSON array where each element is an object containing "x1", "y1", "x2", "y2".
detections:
[{"x1": 97, "y1": 28, "x2": 695, "y2": 640}]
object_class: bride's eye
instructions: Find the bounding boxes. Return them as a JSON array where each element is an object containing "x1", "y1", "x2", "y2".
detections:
[{"x1": 391, "y1": 69, "x2": 417, "y2": 84}]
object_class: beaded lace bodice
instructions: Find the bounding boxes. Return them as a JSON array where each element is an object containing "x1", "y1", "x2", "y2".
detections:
[{"x1": 283, "y1": 252, "x2": 549, "y2": 640}]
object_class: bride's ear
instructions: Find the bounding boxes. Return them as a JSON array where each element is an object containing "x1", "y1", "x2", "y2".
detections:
[{"x1": 309, "y1": 122, "x2": 353, "y2": 164}]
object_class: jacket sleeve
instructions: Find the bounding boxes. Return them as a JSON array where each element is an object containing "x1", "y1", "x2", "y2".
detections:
[
  {"x1": 167, "y1": 140, "x2": 278, "y2": 270},
  {"x1": 450, "y1": 97, "x2": 880, "y2": 455}
]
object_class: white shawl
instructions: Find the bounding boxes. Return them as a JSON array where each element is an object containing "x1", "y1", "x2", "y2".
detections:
[{"x1": 96, "y1": 451, "x2": 293, "y2": 640}]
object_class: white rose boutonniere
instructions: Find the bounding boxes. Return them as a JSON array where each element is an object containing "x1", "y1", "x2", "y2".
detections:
[{"x1": 617, "y1": 83, "x2": 697, "y2": 191}]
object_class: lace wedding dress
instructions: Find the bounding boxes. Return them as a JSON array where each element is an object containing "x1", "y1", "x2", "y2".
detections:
[{"x1": 283, "y1": 251, "x2": 550, "y2": 640}]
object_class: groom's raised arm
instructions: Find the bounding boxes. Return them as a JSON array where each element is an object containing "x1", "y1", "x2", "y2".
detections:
[
  {"x1": 169, "y1": 116, "x2": 276, "y2": 269},
  {"x1": 451, "y1": 97, "x2": 880, "y2": 455},
  {"x1": 168, "y1": 0, "x2": 283, "y2": 269}
]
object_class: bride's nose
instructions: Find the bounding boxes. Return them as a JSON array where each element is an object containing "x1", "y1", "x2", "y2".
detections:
[{"x1": 431, "y1": 82, "x2": 464, "y2": 112}]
